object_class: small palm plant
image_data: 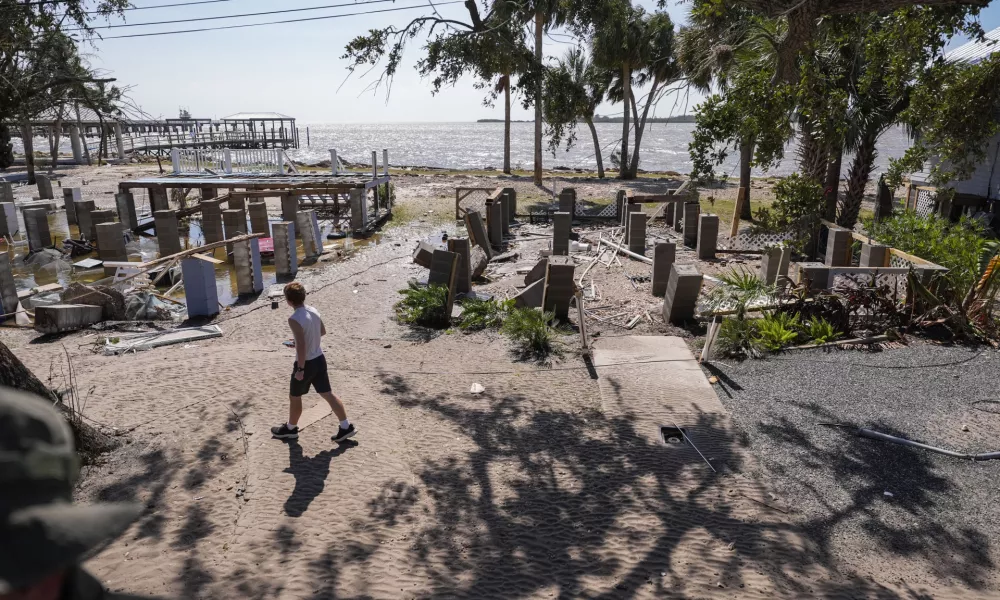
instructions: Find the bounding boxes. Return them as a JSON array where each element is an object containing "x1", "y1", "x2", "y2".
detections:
[
  {"x1": 501, "y1": 308, "x2": 556, "y2": 358},
  {"x1": 396, "y1": 283, "x2": 450, "y2": 328}
]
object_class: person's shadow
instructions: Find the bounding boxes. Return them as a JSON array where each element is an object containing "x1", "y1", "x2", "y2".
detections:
[{"x1": 282, "y1": 439, "x2": 357, "y2": 517}]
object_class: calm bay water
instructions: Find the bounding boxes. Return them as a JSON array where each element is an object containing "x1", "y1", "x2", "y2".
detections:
[{"x1": 290, "y1": 121, "x2": 913, "y2": 177}]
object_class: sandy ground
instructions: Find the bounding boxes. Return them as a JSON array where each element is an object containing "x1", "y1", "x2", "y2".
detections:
[{"x1": 0, "y1": 164, "x2": 979, "y2": 599}]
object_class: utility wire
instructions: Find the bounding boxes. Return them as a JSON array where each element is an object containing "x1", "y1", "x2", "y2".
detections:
[
  {"x1": 99, "y1": 2, "x2": 463, "y2": 39},
  {"x1": 68, "y1": 0, "x2": 399, "y2": 30},
  {"x1": 3, "y1": 0, "x2": 239, "y2": 14}
]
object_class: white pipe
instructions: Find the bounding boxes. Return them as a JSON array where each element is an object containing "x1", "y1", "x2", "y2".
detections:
[{"x1": 602, "y1": 236, "x2": 652, "y2": 264}]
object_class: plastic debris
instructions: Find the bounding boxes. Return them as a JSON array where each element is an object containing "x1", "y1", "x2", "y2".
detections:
[{"x1": 470, "y1": 383, "x2": 485, "y2": 395}]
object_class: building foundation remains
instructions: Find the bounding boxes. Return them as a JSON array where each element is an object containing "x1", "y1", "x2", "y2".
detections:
[
  {"x1": 63, "y1": 188, "x2": 82, "y2": 225},
  {"x1": 154, "y1": 210, "x2": 183, "y2": 257},
  {"x1": 696, "y1": 214, "x2": 719, "y2": 260},
  {"x1": 664, "y1": 202, "x2": 675, "y2": 227},
  {"x1": 428, "y1": 249, "x2": 459, "y2": 315},
  {"x1": 860, "y1": 243, "x2": 890, "y2": 268},
  {"x1": 0, "y1": 182, "x2": 12, "y2": 204},
  {"x1": 281, "y1": 194, "x2": 299, "y2": 226},
  {"x1": 35, "y1": 174, "x2": 53, "y2": 200},
  {"x1": 525, "y1": 258, "x2": 548, "y2": 286},
  {"x1": 73, "y1": 200, "x2": 95, "y2": 241},
  {"x1": 464, "y1": 210, "x2": 492, "y2": 259},
  {"x1": 513, "y1": 279, "x2": 544, "y2": 308},
  {"x1": 683, "y1": 202, "x2": 701, "y2": 247},
  {"x1": 233, "y1": 238, "x2": 264, "y2": 296},
  {"x1": 502, "y1": 187, "x2": 516, "y2": 221},
  {"x1": 797, "y1": 262, "x2": 830, "y2": 290},
  {"x1": 543, "y1": 255, "x2": 576, "y2": 321},
  {"x1": 149, "y1": 188, "x2": 169, "y2": 213},
  {"x1": 651, "y1": 243, "x2": 676, "y2": 297},
  {"x1": 297, "y1": 210, "x2": 321, "y2": 258},
  {"x1": 825, "y1": 227, "x2": 853, "y2": 267},
  {"x1": 34, "y1": 304, "x2": 103, "y2": 334},
  {"x1": 228, "y1": 194, "x2": 246, "y2": 212},
  {"x1": 552, "y1": 212, "x2": 571, "y2": 256},
  {"x1": 759, "y1": 246, "x2": 784, "y2": 285},
  {"x1": 89, "y1": 210, "x2": 114, "y2": 244},
  {"x1": 662, "y1": 264, "x2": 703, "y2": 324},
  {"x1": 349, "y1": 188, "x2": 368, "y2": 232},
  {"x1": 200, "y1": 199, "x2": 225, "y2": 245},
  {"x1": 558, "y1": 188, "x2": 576, "y2": 216},
  {"x1": 248, "y1": 201, "x2": 270, "y2": 236},
  {"x1": 272, "y1": 221, "x2": 298, "y2": 278},
  {"x1": 0, "y1": 254, "x2": 19, "y2": 319},
  {"x1": 23, "y1": 208, "x2": 51, "y2": 252},
  {"x1": 115, "y1": 191, "x2": 138, "y2": 231},
  {"x1": 447, "y1": 237, "x2": 472, "y2": 294},
  {"x1": 181, "y1": 256, "x2": 219, "y2": 317},
  {"x1": 628, "y1": 211, "x2": 647, "y2": 255},
  {"x1": 95, "y1": 222, "x2": 127, "y2": 276},
  {"x1": 487, "y1": 200, "x2": 503, "y2": 250},
  {"x1": 0, "y1": 203, "x2": 15, "y2": 238}
]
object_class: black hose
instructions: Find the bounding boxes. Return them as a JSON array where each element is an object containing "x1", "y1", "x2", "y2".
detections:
[{"x1": 819, "y1": 423, "x2": 1000, "y2": 461}]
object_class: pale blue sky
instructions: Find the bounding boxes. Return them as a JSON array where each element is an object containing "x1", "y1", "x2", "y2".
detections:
[{"x1": 86, "y1": 0, "x2": 1000, "y2": 123}]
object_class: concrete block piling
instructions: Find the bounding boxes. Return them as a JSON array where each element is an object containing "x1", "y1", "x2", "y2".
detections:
[
  {"x1": 115, "y1": 192, "x2": 138, "y2": 231},
  {"x1": 525, "y1": 258, "x2": 548, "y2": 286},
  {"x1": 502, "y1": 187, "x2": 516, "y2": 221},
  {"x1": 272, "y1": 221, "x2": 297, "y2": 278},
  {"x1": 759, "y1": 246, "x2": 784, "y2": 285},
  {"x1": 682, "y1": 202, "x2": 700, "y2": 247},
  {"x1": 447, "y1": 237, "x2": 472, "y2": 294},
  {"x1": 233, "y1": 238, "x2": 264, "y2": 296},
  {"x1": 23, "y1": 208, "x2": 51, "y2": 252},
  {"x1": 35, "y1": 174, "x2": 53, "y2": 200},
  {"x1": 222, "y1": 208, "x2": 247, "y2": 242},
  {"x1": 696, "y1": 214, "x2": 719, "y2": 260},
  {"x1": 825, "y1": 227, "x2": 853, "y2": 267},
  {"x1": 860, "y1": 243, "x2": 890, "y2": 268},
  {"x1": 349, "y1": 188, "x2": 367, "y2": 232},
  {"x1": 542, "y1": 255, "x2": 576, "y2": 321},
  {"x1": 201, "y1": 187, "x2": 217, "y2": 200},
  {"x1": 297, "y1": 210, "x2": 321, "y2": 258},
  {"x1": 499, "y1": 195, "x2": 511, "y2": 236},
  {"x1": 34, "y1": 304, "x2": 103, "y2": 334},
  {"x1": 628, "y1": 211, "x2": 647, "y2": 255},
  {"x1": 281, "y1": 194, "x2": 300, "y2": 226},
  {"x1": 651, "y1": 243, "x2": 676, "y2": 297},
  {"x1": 181, "y1": 256, "x2": 219, "y2": 317},
  {"x1": 558, "y1": 188, "x2": 576, "y2": 216},
  {"x1": 513, "y1": 279, "x2": 544, "y2": 308},
  {"x1": 778, "y1": 246, "x2": 792, "y2": 287},
  {"x1": 228, "y1": 194, "x2": 246, "y2": 212},
  {"x1": 487, "y1": 200, "x2": 503, "y2": 250},
  {"x1": 154, "y1": 210, "x2": 182, "y2": 258},
  {"x1": 428, "y1": 249, "x2": 459, "y2": 315},
  {"x1": 149, "y1": 187, "x2": 169, "y2": 213},
  {"x1": 412, "y1": 241, "x2": 436, "y2": 268},
  {"x1": 0, "y1": 254, "x2": 19, "y2": 318},
  {"x1": 0, "y1": 203, "x2": 15, "y2": 238},
  {"x1": 248, "y1": 201, "x2": 270, "y2": 236},
  {"x1": 664, "y1": 203, "x2": 675, "y2": 227},
  {"x1": 96, "y1": 222, "x2": 127, "y2": 275},
  {"x1": 63, "y1": 188, "x2": 82, "y2": 225},
  {"x1": 89, "y1": 210, "x2": 114, "y2": 244},
  {"x1": 464, "y1": 210, "x2": 492, "y2": 259},
  {"x1": 0, "y1": 182, "x2": 13, "y2": 204},
  {"x1": 552, "y1": 211, "x2": 571, "y2": 256},
  {"x1": 662, "y1": 264, "x2": 703, "y2": 324},
  {"x1": 74, "y1": 200, "x2": 95, "y2": 241},
  {"x1": 797, "y1": 262, "x2": 830, "y2": 290},
  {"x1": 200, "y1": 199, "x2": 225, "y2": 245}
]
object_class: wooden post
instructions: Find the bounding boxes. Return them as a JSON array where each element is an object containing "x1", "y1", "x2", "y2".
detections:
[{"x1": 730, "y1": 187, "x2": 747, "y2": 238}]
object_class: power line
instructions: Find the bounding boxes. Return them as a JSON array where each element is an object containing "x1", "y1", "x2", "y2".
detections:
[
  {"x1": 3, "y1": 0, "x2": 238, "y2": 14},
  {"x1": 99, "y1": 2, "x2": 463, "y2": 39},
  {"x1": 68, "y1": 0, "x2": 399, "y2": 31}
]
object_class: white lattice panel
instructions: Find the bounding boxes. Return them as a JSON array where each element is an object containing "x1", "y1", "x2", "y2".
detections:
[{"x1": 719, "y1": 231, "x2": 795, "y2": 251}]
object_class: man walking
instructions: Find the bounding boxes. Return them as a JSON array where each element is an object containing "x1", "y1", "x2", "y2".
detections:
[{"x1": 270, "y1": 282, "x2": 356, "y2": 443}]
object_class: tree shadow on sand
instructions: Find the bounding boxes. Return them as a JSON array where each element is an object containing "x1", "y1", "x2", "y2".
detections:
[{"x1": 282, "y1": 439, "x2": 358, "y2": 517}]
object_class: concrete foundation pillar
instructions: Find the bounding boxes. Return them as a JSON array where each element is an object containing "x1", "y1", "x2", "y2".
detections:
[
  {"x1": 499, "y1": 195, "x2": 511, "y2": 236},
  {"x1": 63, "y1": 188, "x2": 81, "y2": 225},
  {"x1": 228, "y1": 194, "x2": 246, "y2": 212},
  {"x1": 664, "y1": 202, "x2": 675, "y2": 227},
  {"x1": 154, "y1": 210, "x2": 182, "y2": 257},
  {"x1": 0, "y1": 254, "x2": 19, "y2": 319},
  {"x1": 222, "y1": 209, "x2": 246, "y2": 260},
  {"x1": 95, "y1": 222, "x2": 127, "y2": 276},
  {"x1": 272, "y1": 221, "x2": 297, "y2": 278},
  {"x1": 683, "y1": 202, "x2": 701, "y2": 247},
  {"x1": 73, "y1": 200, "x2": 95, "y2": 241},
  {"x1": 759, "y1": 246, "x2": 784, "y2": 285},
  {"x1": 662, "y1": 264, "x2": 703, "y2": 324},
  {"x1": 69, "y1": 125, "x2": 83, "y2": 163},
  {"x1": 297, "y1": 210, "x2": 321, "y2": 258},
  {"x1": 114, "y1": 122, "x2": 125, "y2": 159},
  {"x1": 651, "y1": 242, "x2": 676, "y2": 297},
  {"x1": 447, "y1": 237, "x2": 472, "y2": 294},
  {"x1": 778, "y1": 246, "x2": 792, "y2": 287},
  {"x1": 23, "y1": 208, "x2": 51, "y2": 252},
  {"x1": 281, "y1": 194, "x2": 299, "y2": 226},
  {"x1": 35, "y1": 174, "x2": 53, "y2": 200},
  {"x1": 558, "y1": 188, "x2": 576, "y2": 216},
  {"x1": 464, "y1": 210, "x2": 492, "y2": 259},
  {"x1": 0, "y1": 203, "x2": 16, "y2": 238},
  {"x1": 552, "y1": 211, "x2": 571, "y2": 256},
  {"x1": 796, "y1": 262, "x2": 831, "y2": 290},
  {"x1": 181, "y1": 256, "x2": 219, "y2": 317},
  {"x1": 89, "y1": 210, "x2": 114, "y2": 244},
  {"x1": 34, "y1": 305, "x2": 103, "y2": 334},
  {"x1": 149, "y1": 188, "x2": 169, "y2": 213},
  {"x1": 628, "y1": 212, "x2": 647, "y2": 255},
  {"x1": 615, "y1": 190, "x2": 627, "y2": 224},
  {"x1": 487, "y1": 200, "x2": 503, "y2": 250},
  {"x1": 502, "y1": 187, "x2": 516, "y2": 220},
  {"x1": 825, "y1": 227, "x2": 853, "y2": 267},
  {"x1": 115, "y1": 192, "x2": 138, "y2": 231},
  {"x1": 248, "y1": 201, "x2": 270, "y2": 236},
  {"x1": 428, "y1": 249, "x2": 459, "y2": 315},
  {"x1": 542, "y1": 255, "x2": 576, "y2": 322},
  {"x1": 696, "y1": 214, "x2": 719, "y2": 260},
  {"x1": 860, "y1": 243, "x2": 890, "y2": 268},
  {"x1": 349, "y1": 188, "x2": 366, "y2": 232},
  {"x1": 201, "y1": 187, "x2": 217, "y2": 200},
  {"x1": 0, "y1": 182, "x2": 12, "y2": 204},
  {"x1": 233, "y1": 238, "x2": 263, "y2": 296},
  {"x1": 200, "y1": 199, "x2": 225, "y2": 245}
]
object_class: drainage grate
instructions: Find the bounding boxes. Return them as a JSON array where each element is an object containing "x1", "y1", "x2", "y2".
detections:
[{"x1": 659, "y1": 426, "x2": 688, "y2": 446}]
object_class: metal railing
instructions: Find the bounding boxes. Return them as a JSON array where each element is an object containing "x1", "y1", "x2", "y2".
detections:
[{"x1": 171, "y1": 148, "x2": 290, "y2": 175}]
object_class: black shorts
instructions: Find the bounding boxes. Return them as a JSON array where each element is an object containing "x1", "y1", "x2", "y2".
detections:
[{"x1": 290, "y1": 354, "x2": 332, "y2": 397}]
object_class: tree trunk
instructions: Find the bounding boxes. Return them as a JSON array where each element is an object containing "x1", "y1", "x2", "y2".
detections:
[
  {"x1": 823, "y1": 144, "x2": 843, "y2": 221},
  {"x1": 739, "y1": 138, "x2": 754, "y2": 219},
  {"x1": 586, "y1": 117, "x2": 604, "y2": 178},
  {"x1": 503, "y1": 73, "x2": 511, "y2": 175},
  {"x1": 619, "y1": 64, "x2": 632, "y2": 180},
  {"x1": 0, "y1": 124, "x2": 13, "y2": 170},
  {"x1": 75, "y1": 103, "x2": 91, "y2": 166},
  {"x1": 838, "y1": 132, "x2": 877, "y2": 229},
  {"x1": 629, "y1": 78, "x2": 659, "y2": 176},
  {"x1": 49, "y1": 116, "x2": 63, "y2": 174},
  {"x1": 21, "y1": 116, "x2": 35, "y2": 185},
  {"x1": 533, "y1": 10, "x2": 544, "y2": 185}
]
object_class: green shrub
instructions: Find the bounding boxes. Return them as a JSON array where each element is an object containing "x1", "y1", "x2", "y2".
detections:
[
  {"x1": 716, "y1": 317, "x2": 763, "y2": 359},
  {"x1": 459, "y1": 298, "x2": 512, "y2": 331},
  {"x1": 501, "y1": 308, "x2": 555, "y2": 357},
  {"x1": 395, "y1": 283, "x2": 450, "y2": 328},
  {"x1": 803, "y1": 316, "x2": 841, "y2": 344},
  {"x1": 707, "y1": 267, "x2": 775, "y2": 315},
  {"x1": 752, "y1": 173, "x2": 824, "y2": 252},
  {"x1": 754, "y1": 311, "x2": 801, "y2": 351}
]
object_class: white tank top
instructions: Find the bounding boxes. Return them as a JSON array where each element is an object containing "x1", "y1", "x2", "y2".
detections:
[{"x1": 290, "y1": 305, "x2": 324, "y2": 360}]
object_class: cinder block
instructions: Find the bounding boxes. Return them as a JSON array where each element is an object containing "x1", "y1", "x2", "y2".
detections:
[
  {"x1": 248, "y1": 201, "x2": 270, "y2": 236},
  {"x1": 228, "y1": 194, "x2": 246, "y2": 212},
  {"x1": 35, "y1": 174, "x2": 53, "y2": 200},
  {"x1": 542, "y1": 255, "x2": 576, "y2": 321},
  {"x1": 683, "y1": 202, "x2": 700, "y2": 247},
  {"x1": 499, "y1": 195, "x2": 511, "y2": 236},
  {"x1": 487, "y1": 200, "x2": 503, "y2": 250},
  {"x1": 860, "y1": 243, "x2": 890, "y2": 268},
  {"x1": 558, "y1": 188, "x2": 576, "y2": 215},
  {"x1": 513, "y1": 279, "x2": 544, "y2": 308},
  {"x1": 89, "y1": 210, "x2": 114, "y2": 244},
  {"x1": 154, "y1": 210, "x2": 182, "y2": 257},
  {"x1": 777, "y1": 246, "x2": 792, "y2": 287},
  {"x1": 74, "y1": 200, "x2": 95, "y2": 241},
  {"x1": 281, "y1": 194, "x2": 300, "y2": 225},
  {"x1": 469, "y1": 245, "x2": 488, "y2": 280},
  {"x1": 272, "y1": 221, "x2": 297, "y2": 278},
  {"x1": 182, "y1": 256, "x2": 219, "y2": 317},
  {"x1": 412, "y1": 241, "x2": 437, "y2": 268},
  {"x1": 63, "y1": 188, "x2": 82, "y2": 225},
  {"x1": 662, "y1": 263, "x2": 703, "y2": 324},
  {"x1": 796, "y1": 262, "x2": 830, "y2": 290},
  {"x1": 525, "y1": 258, "x2": 548, "y2": 286},
  {"x1": 464, "y1": 210, "x2": 492, "y2": 259},
  {"x1": 115, "y1": 192, "x2": 138, "y2": 231},
  {"x1": 201, "y1": 187, "x2": 217, "y2": 200},
  {"x1": 664, "y1": 202, "x2": 675, "y2": 226},
  {"x1": 428, "y1": 249, "x2": 459, "y2": 314},
  {"x1": 149, "y1": 187, "x2": 169, "y2": 213},
  {"x1": 696, "y1": 214, "x2": 719, "y2": 259},
  {"x1": 96, "y1": 222, "x2": 127, "y2": 275},
  {"x1": 296, "y1": 210, "x2": 321, "y2": 258},
  {"x1": 200, "y1": 199, "x2": 225, "y2": 245},
  {"x1": 628, "y1": 211, "x2": 647, "y2": 255},
  {"x1": 0, "y1": 203, "x2": 15, "y2": 238},
  {"x1": 448, "y1": 237, "x2": 472, "y2": 294},
  {"x1": 223, "y1": 208, "x2": 247, "y2": 244},
  {"x1": 825, "y1": 227, "x2": 853, "y2": 267},
  {"x1": 23, "y1": 208, "x2": 51, "y2": 252},
  {"x1": 652, "y1": 243, "x2": 676, "y2": 297},
  {"x1": 349, "y1": 188, "x2": 367, "y2": 232},
  {"x1": 233, "y1": 238, "x2": 263, "y2": 296},
  {"x1": 34, "y1": 304, "x2": 103, "y2": 334},
  {"x1": 0, "y1": 253, "x2": 19, "y2": 317},
  {"x1": 552, "y1": 211, "x2": 571, "y2": 256},
  {"x1": 0, "y1": 182, "x2": 12, "y2": 204},
  {"x1": 759, "y1": 246, "x2": 783, "y2": 285},
  {"x1": 502, "y1": 187, "x2": 516, "y2": 220}
]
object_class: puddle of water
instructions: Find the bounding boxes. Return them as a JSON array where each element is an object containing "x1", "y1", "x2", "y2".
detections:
[{"x1": 8, "y1": 209, "x2": 380, "y2": 308}]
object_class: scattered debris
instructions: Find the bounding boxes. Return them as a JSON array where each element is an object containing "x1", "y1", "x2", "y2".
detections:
[
  {"x1": 102, "y1": 325, "x2": 223, "y2": 355},
  {"x1": 469, "y1": 383, "x2": 485, "y2": 394}
]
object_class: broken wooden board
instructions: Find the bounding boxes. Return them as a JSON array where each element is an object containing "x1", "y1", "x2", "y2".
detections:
[
  {"x1": 17, "y1": 282, "x2": 63, "y2": 300},
  {"x1": 296, "y1": 400, "x2": 333, "y2": 430},
  {"x1": 102, "y1": 325, "x2": 223, "y2": 354},
  {"x1": 192, "y1": 253, "x2": 224, "y2": 265}
]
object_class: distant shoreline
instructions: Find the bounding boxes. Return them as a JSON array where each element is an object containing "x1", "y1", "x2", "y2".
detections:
[{"x1": 476, "y1": 115, "x2": 697, "y2": 124}]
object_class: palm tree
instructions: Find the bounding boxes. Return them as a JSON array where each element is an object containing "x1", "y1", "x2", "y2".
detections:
[
  {"x1": 517, "y1": 0, "x2": 566, "y2": 185},
  {"x1": 543, "y1": 47, "x2": 611, "y2": 177}
]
